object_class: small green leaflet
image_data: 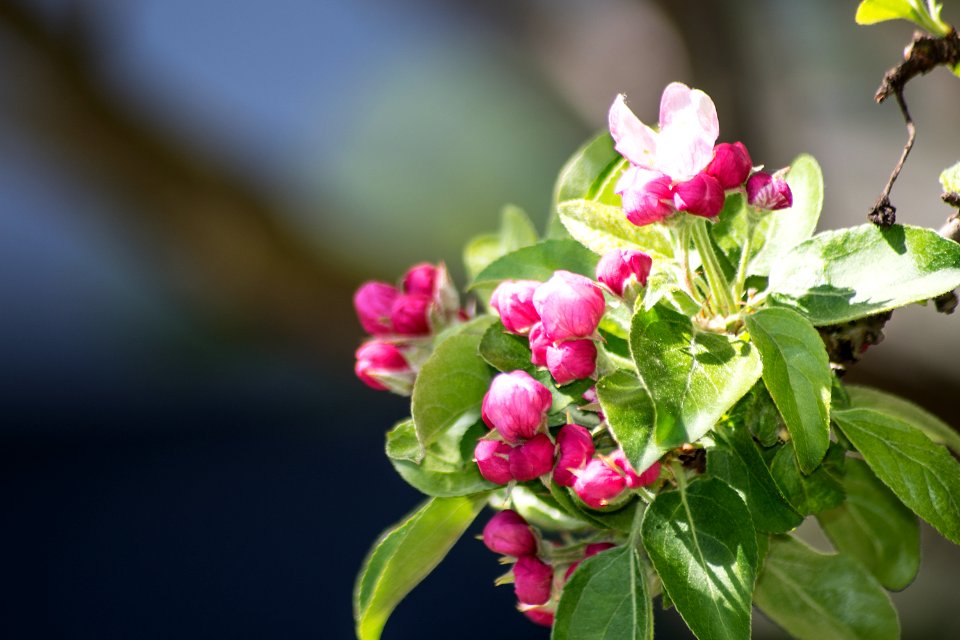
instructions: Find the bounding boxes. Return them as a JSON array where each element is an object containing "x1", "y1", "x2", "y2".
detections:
[
  {"x1": 817, "y1": 458, "x2": 920, "y2": 590},
  {"x1": 845, "y1": 384, "x2": 960, "y2": 455},
  {"x1": 768, "y1": 442, "x2": 845, "y2": 515},
  {"x1": 478, "y1": 323, "x2": 534, "y2": 373},
  {"x1": 509, "y1": 485, "x2": 588, "y2": 532},
  {"x1": 556, "y1": 199, "x2": 675, "y2": 259},
  {"x1": 833, "y1": 406, "x2": 960, "y2": 545},
  {"x1": 708, "y1": 424, "x2": 803, "y2": 534},
  {"x1": 553, "y1": 545, "x2": 653, "y2": 640},
  {"x1": 411, "y1": 325, "x2": 494, "y2": 446},
  {"x1": 754, "y1": 534, "x2": 900, "y2": 640},
  {"x1": 354, "y1": 495, "x2": 488, "y2": 640},
  {"x1": 768, "y1": 223, "x2": 960, "y2": 325},
  {"x1": 745, "y1": 307, "x2": 831, "y2": 473},
  {"x1": 463, "y1": 204, "x2": 539, "y2": 281},
  {"x1": 595, "y1": 369, "x2": 662, "y2": 476},
  {"x1": 630, "y1": 304, "x2": 762, "y2": 449},
  {"x1": 386, "y1": 419, "x2": 494, "y2": 497},
  {"x1": 552, "y1": 132, "x2": 623, "y2": 206},
  {"x1": 641, "y1": 477, "x2": 757, "y2": 640},
  {"x1": 941, "y1": 161, "x2": 960, "y2": 194},
  {"x1": 855, "y1": 0, "x2": 950, "y2": 36},
  {"x1": 471, "y1": 239, "x2": 598, "y2": 288}
]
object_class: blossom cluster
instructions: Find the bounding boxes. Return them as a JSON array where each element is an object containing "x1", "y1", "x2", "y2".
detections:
[
  {"x1": 352, "y1": 262, "x2": 464, "y2": 394},
  {"x1": 481, "y1": 509, "x2": 617, "y2": 627},
  {"x1": 611, "y1": 82, "x2": 792, "y2": 225}
]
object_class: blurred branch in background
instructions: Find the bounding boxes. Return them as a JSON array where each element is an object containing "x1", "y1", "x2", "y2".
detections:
[{"x1": 0, "y1": 0, "x2": 357, "y2": 358}]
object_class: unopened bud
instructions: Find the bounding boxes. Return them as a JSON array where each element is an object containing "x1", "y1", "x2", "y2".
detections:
[
  {"x1": 564, "y1": 541, "x2": 616, "y2": 581},
  {"x1": 402, "y1": 262, "x2": 438, "y2": 296},
  {"x1": 553, "y1": 424, "x2": 595, "y2": 488},
  {"x1": 609, "y1": 450, "x2": 661, "y2": 488},
  {"x1": 509, "y1": 434, "x2": 556, "y2": 482},
  {"x1": 491, "y1": 280, "x2": 542, "y2": 335},
  {"x1": 746, "y1": 171, "x2": 793, "y2": 211},
  {"x1": 532, "y1": 271, "x2": 605, "y2": 342},
  {"x1": 390, "y1": 294, "x2": 432, "y2": 336},
  {"x1": 522, "y1": 605, "x2": 555, "y2": 628},
  {"x1": 595, "y1": 249, "x2": 653, "y2": 297},
  {"x1": 528, "y1": 323, "x2": 550, "y2": 368},
  {"x1": 481, "y1": 371, "x2": 553, "y2": 442},
  {"x1": 514, "y1": 556, "x2": 553, "y2": 606},
  {"x1": 546, "y1": 339, "x2": 597, "y2": 385},
  {"x1": 354, "y1": 341, "x2": 413, "y2": 393},
  {"x1": 482, "y1": 510, "x2": 537, "y2": 557},
  {"x1": 617, "y1": 167, "x2": 676, "y2": 227},
  {"x1": 353, "y1": 281, "x2": 399, "y2": 335},
  {"x1": 705, "y1": 142, "x2": 752, "y2": 190},
  {"x1": 674, "y1": 172, "x2": 725, "y2": 218},
  {"x1": 474, "y1": 439, "x2": 513, "y2": 484},
  {"x1": 573, "y1": 458, "x2": 626, "y2": 509}
]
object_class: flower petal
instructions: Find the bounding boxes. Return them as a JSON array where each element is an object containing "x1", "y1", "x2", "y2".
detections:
[
  {"x1": 616, "y1": 166, "x2": 675, "y2": 227},
  {"x1": 656, "y1": 82, "x2": 719, "y2": 179},
  {"x1": 608, "y1": 94, "x2": 658, "y2": 167}
]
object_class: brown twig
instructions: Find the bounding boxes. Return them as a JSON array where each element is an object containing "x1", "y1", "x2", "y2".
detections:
[{"x1": 869, "y1": 29, "x2": 960, "y2": 227}]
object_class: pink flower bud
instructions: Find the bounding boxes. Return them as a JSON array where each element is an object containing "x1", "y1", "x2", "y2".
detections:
[
  {"x1": 546, "y1": 339, "x2": 597, "y2": 385},
  {"x1": 353, "y1": 281, "x2": 399, "y2": 335},
  {"x1": 532, "y1": 271, "x2": 605, "y2": 342},
  {"x1": 607, "y1": 450, "x2": 656, "y2": 488},
  {"x1": 514, "y1": 556, "x2": 553, "y2": 606},
  {"x1": 617, "y1": 166, "x2": 676, "y2": 227},
  {"x1": 553, "y1": 424, "x2": 595, "y2": 488},
  {"x1": 474, "y1": 439, "x2": 513, "y2": 484},
  {"x1": 402, "y1": 262, "x2": 438, "y2": 296},
  {"x1": 595, "y1": 249, "x2": 653, "y2": 297},
  {"x1": 573, "y1": 458, "x2": 627, "y2": 509},
  {"x1": 354, "y1": 341, "x2": 413, "y2": 393},
  {"x1": 705, "y1": 142, "x2": 752, "y2": 190},
  {"x1": 390, "y1": 293, "x2": 432, "y2": 336},
  {"x1": 582, "y1": 386, "x2": 605, "y2": 420},
  {"x1": 482, "y1": 510, "x2": 537, "y2": 557},
  {"x1": 585, "y1": 542, "x2": 616, "y2": 557},
  {"x1": 528, "y1": 323, "x2": 550, "y2": 367},
  {"x1": 481, "y1": 371, "x2": 553, "y2": 442},
  {"x1": 746, "y1": 171, "x2": 793, "y2": 211},
  {"x1": 522, "y1": 606, "x2": 555, "y2": 627},
  {"x1": 490, "y1": 280, "x2": 541, "y2": 335},
  {"x1": 508, "y1": 433, "x2": 556, "y2": 482},
  {"x1": 674, "y1": 172, "x2": 725, "y2": 218}
]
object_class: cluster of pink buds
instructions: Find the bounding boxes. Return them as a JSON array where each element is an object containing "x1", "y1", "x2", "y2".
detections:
[
  {"x1": 491, "y1": 270, "x2": 605, "y2": 385},
  {"x1": 482, "y1": 509, "x2": 623, "y2": 628},
  {"x1": 353, "y1": 262, "x2": 464, "y2": 394},
  {"x1": 608, "y1": 83, "x2": 792, "y2": 226},
  {"x1": 476, "y1": 371, "x2": 556, "y2": 483}
]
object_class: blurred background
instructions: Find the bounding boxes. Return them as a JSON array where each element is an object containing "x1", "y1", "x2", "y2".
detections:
[{"x1": 2, "y1": 0, "x2": 960, "y2": 638}]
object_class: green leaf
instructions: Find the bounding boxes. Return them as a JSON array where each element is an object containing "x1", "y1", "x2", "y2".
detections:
[
  {"x1": 464, "y1": 205, "x2": 539, "y2": 281},
  {"x1": 388, "y1": 418, "x2": 494, "y2": 497},
  {"x1": 385, "y1": 419, "x2": 424, "y2": 464},
  {"x1": 556, "y1": 199, "x2": 675, "y2": 258},
  {"x1": 545, "y1": 481, "x2": 639, "y2": 533},
  {"x1": 855, "y1": 0, "x2": 950, "y2": 36},
  {"x1": 478, "y1": 323, "x2": 533, "y2": 373},
  {"x1": 768, "y1": 223, "x2": 960, "y2": 325},
  {"x1": 552, "y1": 132, "x2": 623, "y2": 207},
  {"x1": 509, "y1": 485, "x2": 589, "y2": 532},
  {"x1": 726, "y1": 383, "x2": 783, "y2": 447},
  {"x1": 833, "y1": 406, "x2": 960, "y2": 545},
  {"x1": 641, "y1": 477, "x2": 757, "y2": 640},
  {"x1": 630, "y1": 305, "x2": 762, "y2": 449},
  {"x1": 940, "y1": 161, "x2": 960, "y2": 194},
  {"x1": 745, "y1": 307, "x2": 832, "y2": 473},
  {"x1": 817, "y1": 458, "x2": 920, "y2": 590},
  {"x1": 354, "y1": 495, "x2": 488, "y2": 640},
  {"x1": 711, "y1": 155, "x2": 822, "y2": 277},
  {"x1": 846, "y1": 384, "x2": 960, "y2": 454},
  {"x1": 412, "y1": 330, "x2": 492, "y2": 447},
  {"x1": 553, "y1": 545, "x2": 653, "y2": 640},
  {"x1": 754, "y1": 535, "x2": 900, "y2": 640},
  {"x1": 471, "y1": 239, "x2": 599, "y2": 288},
  {"x1": 769, "y1": 441, "x2": 845, "y2": 515},
  {"x1": 708, "y1": 424, "x2": 803, "y2": 533},
  {"x1": 595, "y1": 369, "x2": 662, "y2": 476}
]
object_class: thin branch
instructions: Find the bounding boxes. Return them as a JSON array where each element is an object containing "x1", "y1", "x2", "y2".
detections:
[{"x1": 868, "y1": 89, "x2": 915, "y2": 226}]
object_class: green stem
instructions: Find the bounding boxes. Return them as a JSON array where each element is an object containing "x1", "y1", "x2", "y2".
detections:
[
  {"x1": 733, "y1": 214, "x2": 756, "y2": 304},
  {"x1": 689, "y1": 217, "x2": 737, "y2": 316}
]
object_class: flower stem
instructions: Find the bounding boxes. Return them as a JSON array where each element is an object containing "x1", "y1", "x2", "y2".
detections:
[
  {"x1": 689, "y1": 217, "x2": 737, "y2": 317},
  {"x1": 733, "y1": 214, "x2": 756, "y2": 304}
]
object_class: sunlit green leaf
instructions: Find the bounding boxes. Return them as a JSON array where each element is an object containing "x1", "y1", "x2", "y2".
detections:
[
  {"x1": 354, "y1": 495, "x2": 488, "y2": 640},
  {"x1": 478, "y1": 323, "x2": 533, "y2": 373},
  {"x1": 556, "y1": 199, "x2": 675, "y2": 258},
  {"x1": 768, "y1": 223, "x2": 960, "y2": 325},
  {"x1": 940, "y1": 161, "x2": 960, "y2": 194},
  {"x1": 387, "y1": 418, "x2": 494, "y2": 497},
  {"x1": 855, "y1": 0, "x2": 950, "y2": 36},
  {"x1": 595, "y1": 369, "x2": 662, "y2": 475},
  {"x1": 846, "y1": 384, "x2": 960, "y2": 454},
  {"x1": 471, "y1": 239, "x2": 598, "y2": 288}
]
